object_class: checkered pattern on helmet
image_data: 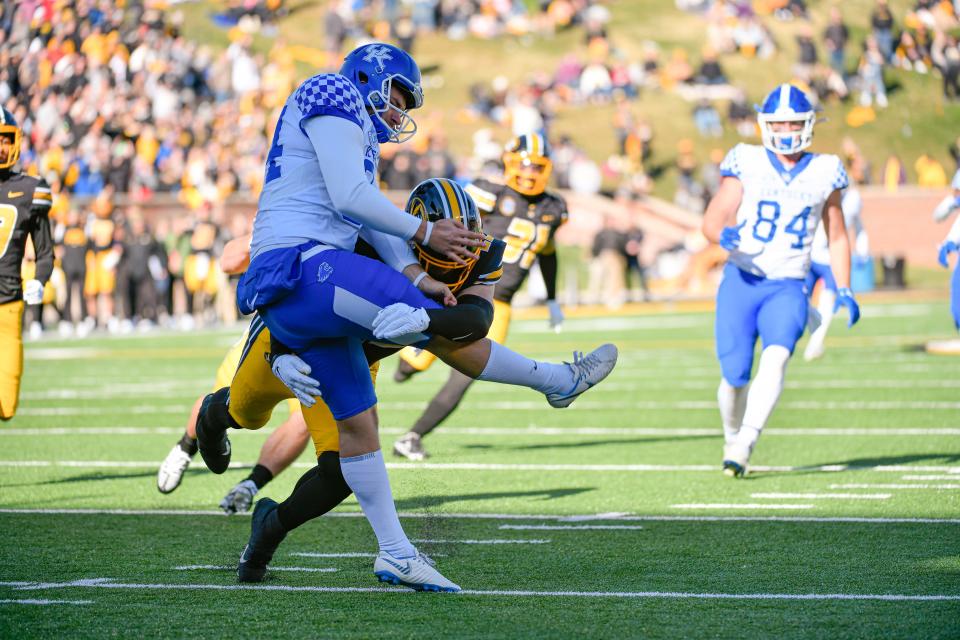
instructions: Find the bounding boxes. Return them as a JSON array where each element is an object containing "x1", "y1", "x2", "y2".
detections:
[{"x1": 294, "y1": 74, "x2": 366, "y2": 129}]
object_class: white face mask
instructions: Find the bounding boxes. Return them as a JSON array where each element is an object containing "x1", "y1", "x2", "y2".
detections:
[
  {"x1": 368, "y1": 74, "x2": 421, "y2": 144},
  {"x1": 758, "y1": 112, "x2": 815, "y2": 155}
]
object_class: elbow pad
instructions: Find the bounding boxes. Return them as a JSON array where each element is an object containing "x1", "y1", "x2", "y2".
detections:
[{"x1": 425, "y1": 295, "x2": 494, "y2": 343}]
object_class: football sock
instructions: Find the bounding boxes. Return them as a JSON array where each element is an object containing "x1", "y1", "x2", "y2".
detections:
[
  {"x1": 178, "y1": 433, "x2": 198, "y2": 456},
  {"x1": 805, "y1": 289, "x2": 836, "y2": 357},
  {"x1": 339, "y1": 449, "x2": 416, "y2": 559},
  {"x1": 476, "y1": 341, "x2": 572, "y2": 395},
  {"x1": 738, "y1": 345, "x2": 790, "y2": 450},
  {"x1": 248, "y1": 464, "x2": 274, "y2": 490},
  {"x1": 277, "y1": 452, "x2": 352, "y2": 532},
  {"x1": 717, "y1": 378, "x2": 748, "y2": 445},
  {"x1": 411, "y1": 370, "x2": 474, "y2": 437}
]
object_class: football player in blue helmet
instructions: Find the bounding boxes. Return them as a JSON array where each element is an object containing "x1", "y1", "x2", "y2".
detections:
[
  {"x1": 702, "y1": 83, "x2": 858, "y2": 478},
  {"x1": 340, "y1": 43, "x2": 424, "y2": 144}
]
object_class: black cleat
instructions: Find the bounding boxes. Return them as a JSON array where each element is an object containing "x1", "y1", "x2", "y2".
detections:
[
  {"x1": 195, "y1": 387, "x2": 232, "y2": 474},
  {"x1": 238, "y1": 498, "x2": 287, "y2": 583}
]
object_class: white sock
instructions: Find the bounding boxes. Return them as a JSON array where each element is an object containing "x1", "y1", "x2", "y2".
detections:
[
  {"x1": 717, "y1": 378, "x2": 748, "y2": 445},
  {"x1": 477, "y1": 341, "x2": 572, "y2": 395},
  {"x1": 805, "y1": 289, "x2": 835, "y2": 358},
  {"x1": 339, "y1": 450, "x2": 416, "y2": 559},
  {"x1": 737, "y1": 345, "x2": 791, "y2": 451}
]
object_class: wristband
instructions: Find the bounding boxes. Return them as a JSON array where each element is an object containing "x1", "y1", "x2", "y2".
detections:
[
  {"x1": 412, "y1": 272, "x2": 428, "y2": 288},
  {"x1": 422, "y1": 220, "x2": 434, "y2": 247}
]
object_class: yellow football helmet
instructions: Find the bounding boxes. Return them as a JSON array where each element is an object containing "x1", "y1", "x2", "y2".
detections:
[
  {"x1": 406, "y1": 178, "x2": 484, "y2": 293},
  {"x1": 0, "y1": 107, "x2": 21, "y2": 171},
  {"x1": 503, "y1": 133, "x2": 552, "y2": 196}
]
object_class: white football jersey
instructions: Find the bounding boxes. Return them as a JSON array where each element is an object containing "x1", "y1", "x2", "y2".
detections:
[
  {"x1": 251, "y1": 73, "x2": 380, "y2": 259},
  {"x1": 810, "y1": 187, "x2": 865, "y2": 265},
  {"x1": 720, "y1": 143, "x2": 849, "y2": 279}
]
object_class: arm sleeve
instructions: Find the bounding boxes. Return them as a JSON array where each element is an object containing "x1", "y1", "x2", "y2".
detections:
[
  {"x1": 425, "y1": 295, "x2": 494, "y2": 343},
  {"x1": 538, "y1": 250, "x2": 559, "y2": 300},
  {"x1": 30, "y1": 206, "x2": 55, "y2": 284},
  {"x1": 358, "y1": 225, "x2": 417, "y2": 272},
  {"x1": 303, "y1": 116, "x2": 421, "y2": 241}
]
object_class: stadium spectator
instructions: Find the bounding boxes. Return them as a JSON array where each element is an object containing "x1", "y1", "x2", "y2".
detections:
[
  {"x1": 823, "y1": 7, "x2": 850, "y2": 75},
  {"x1": 932, "y1": 32, "x2": 960, "y2": 100},
  {"x1": 692, "y1": 99, "x2": 723, "y2": 137},
  {"x1": 859, "y1": 36, "x2": 888, "y2": 108},
  {"x1": 871, "y1": 0, "x2": 896, "y2": 61},
  {"x1": 916, "y1": 153, "x2": 948, "y2": 188},
  {"x1": 694, "y1": 47, "x2": 728, "y2": 85}
]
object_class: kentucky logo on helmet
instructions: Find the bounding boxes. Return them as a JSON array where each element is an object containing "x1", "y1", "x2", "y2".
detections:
[
  {"x1": 503, "y1": 132, "x2": 552, "y2": 196},
  {"x1": 406, "y1": 178, "x2": 485, "y2": 293},
  {"x1": 0, "y1": 107, "x2": 21, "y2": 171},
  {"x1": 362, "y1": 45, "x2": 394, "y2": 73},
  {"x1": 755, "y1": 83, "x2": 817, "y2": 156},
  {"x1": 341, "y1": 43, "x2": 424, "y2": 144}
]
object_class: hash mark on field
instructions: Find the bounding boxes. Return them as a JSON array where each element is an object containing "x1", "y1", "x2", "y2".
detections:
[
  {"x1": 751, "y1": 493, "x2": 891, "y2": 500},
  {"x1": 671, "y1": 504, "x2": 815, "y2": 510},
  {"x1": 174, "y1": 565, "x2": 337, "y2": 573},
  {"x1": 0, "y1": 599, "x2": 93, "y2": 606},
  {"x1": 289, "y1": 552, "x2": 375, "y2": 558},
  {"x1": 830, "y1": 484, "x2": 960, "y2": 490},
  {"x1": 410, "y1": 539, "x2": 551, "y2": 545},
  {"x1": 2, "y1": 579, "x2": 957, "y2": 602},
  {"x1": 498, "y1": 525, "x2": 645, "y2": 531}
]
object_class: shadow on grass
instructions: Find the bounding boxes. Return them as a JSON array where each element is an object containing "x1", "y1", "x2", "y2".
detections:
[{"x1": 394, "y1": 487, "x2": 594, "y2": 511}]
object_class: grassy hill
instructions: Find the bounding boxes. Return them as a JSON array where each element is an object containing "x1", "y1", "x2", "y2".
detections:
[{"x1": 178, "y1": 0, "x2": 960, "y2": 199}]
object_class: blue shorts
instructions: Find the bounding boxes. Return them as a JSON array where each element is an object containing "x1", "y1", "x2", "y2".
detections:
[
  {"x1": 245, "y1": 246, "x2": 441, "y2": 420},
  {"x1": 804, "y1": 261, "x2": 838, "y2": 296},
  {"x1": 715, "y1": 263, "x2": 807, "y2": 387}
]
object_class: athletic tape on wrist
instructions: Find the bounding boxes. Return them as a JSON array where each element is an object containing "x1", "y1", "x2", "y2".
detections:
[
  {"x1": 412, "y1": 272, "x2": 428, "y2": 288},
  {"x1": 422, "y1": 220, "x2": 434, "y2": 247}
]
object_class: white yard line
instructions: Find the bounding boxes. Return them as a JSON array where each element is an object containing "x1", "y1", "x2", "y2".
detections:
[
  {"x1": 751, "y1": 493, "x2": 891, "y2": 500},
  {"x1": 1, "y1": 579, "x2": 956, "y2": 602},
  {"x1": 174, "y1": 565, "x2": 336, "y2": 573},
  {"x1": 671, "y1": 504, "x2": 815, "y2": 510},
  {"x1": 498, "y1": 525, "x2": 645, "y2": 531},
  {"x1": 0, "y1": 598, "x2": 93, "y2": 605},
  {"x1": 1, "y1": 507, "x2": 957, "y2": 524},
  {"x1": 3, "y1": 426, "x2": 960, "y2": 437},
  {"x1": 830, "y1": 484, "x2": 960, "y2": 490},
  {"x1": 14, "y1": 400, "x2": 960, "y2": 415},
  {"x1": 3, "y1": 460, "x2": 960, "y2": 474},
  {"x1": 901, "y1": 474, "x2": 960, "y2": 480}
]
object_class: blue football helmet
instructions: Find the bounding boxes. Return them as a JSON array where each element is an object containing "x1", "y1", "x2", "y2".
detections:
[
  {"x1": 340, "y1": 43, "x2": 423, "y2": 144},
  {"x1": 755, "y1": 83, "x2": 816, "y2": 155}
]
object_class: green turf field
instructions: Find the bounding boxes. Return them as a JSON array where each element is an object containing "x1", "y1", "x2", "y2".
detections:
[{"x1": 1, "y1": 298, "x2": 959, "y2": 638}]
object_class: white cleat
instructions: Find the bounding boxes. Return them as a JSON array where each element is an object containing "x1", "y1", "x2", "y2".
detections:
[
  {"x1": 374, "y1": 550, "x2": 461, "y2": 593},
  {"x1": 157, "y1": 444, "x2": 193, "y2": 494},
  {"x1": 722, "y1": 443, "x2": 750, "y2": 478},
  {"x1": 546, "y1": 343, "x2": 619, "y2": 408},
  {"x1": 393, "y1": 433, "x2": 428, "y2": 461},
  {"x1": 220, "y1": 478, "x2": 259, "y2": 514}
]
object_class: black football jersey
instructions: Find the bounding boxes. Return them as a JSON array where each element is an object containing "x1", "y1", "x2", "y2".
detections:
[
  {"x1": 465, "y1": 178, "x2": 568, "y2": 303},
  {"x1": 0, "y1": 172, "x2": 54, "y2": 304}
]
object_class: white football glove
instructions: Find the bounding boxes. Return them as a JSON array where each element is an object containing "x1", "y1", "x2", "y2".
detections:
[
  {"x1": 219, "y1": 478, "x2": 258, "y2": 514},
  {"x1": 546, "y1": 299, "x2": 564, "y2": 333},
  {"x1": 271, "y1": 354, "x2": 321, "y2": 408},
  {"x1": 23, "y1": 279, "x2": 43, "y2": 305},
  {"x1": 372, "y1": 302, "x2": 430, "y2": 340}
]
